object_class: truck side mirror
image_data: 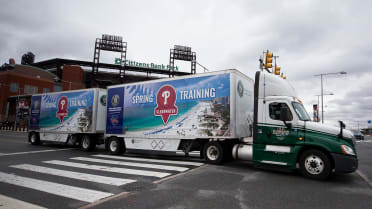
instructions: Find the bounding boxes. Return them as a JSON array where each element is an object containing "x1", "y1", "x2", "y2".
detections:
[
  {"x1": 280, "y1": 107, "x2": 291, "y2": 121},
  {"x1": 280, "y1": 107, "x2": 292, "y2": 129}
]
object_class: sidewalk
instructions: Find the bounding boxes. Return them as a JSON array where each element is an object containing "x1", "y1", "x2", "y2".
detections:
[{"x1": 0, "y1": 127, "x2": 28, "y2": 132}]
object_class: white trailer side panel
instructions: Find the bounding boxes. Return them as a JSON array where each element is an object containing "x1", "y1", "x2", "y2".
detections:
[
  {"x1": 232, "y1": 71, "x2": 254, "y2": 137},
  {"x1": 95, "y1": 89, "x2": 107, "y2": 132}
]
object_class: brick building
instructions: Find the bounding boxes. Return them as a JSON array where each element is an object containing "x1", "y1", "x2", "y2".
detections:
[{"x1": 0, "y1": 63, "x2": 85, "y2": 128}]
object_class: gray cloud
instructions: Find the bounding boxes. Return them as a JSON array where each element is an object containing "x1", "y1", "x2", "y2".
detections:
[{"x1": 1, "y1": 0, "x2": 371, "y2": 128}]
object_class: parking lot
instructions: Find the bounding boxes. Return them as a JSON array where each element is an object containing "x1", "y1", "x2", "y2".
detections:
[{"x1": 0, "y1": 131, "x2": 371, "y2": 209}]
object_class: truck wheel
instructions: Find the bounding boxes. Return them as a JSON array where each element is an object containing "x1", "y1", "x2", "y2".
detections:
[
  {"x1": 108, "y1": 137, "x2": 125, "y2": 155},
  {"x1": 81, "y1": 135, "x2": 96, "y2": 151},
  {"x1": 29, "y1": 132, "x2": 40, "y2": 145},
  {"x1": 299, "y1": 149, "x2": 331, "y2": 180},
  {"x1": 204, "y1": 142, "x2": 224, "y2": 164}
]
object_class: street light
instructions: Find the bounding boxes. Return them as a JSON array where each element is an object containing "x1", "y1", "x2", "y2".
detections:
[{"x1": 314, "y1": 71, "x2": 346, "y2": 123}]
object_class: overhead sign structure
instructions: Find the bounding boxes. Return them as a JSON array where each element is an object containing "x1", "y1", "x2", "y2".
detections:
[
  {"x1": 100, "y1": 35, "x2": 124, "y2": 52},
  {"x1": 169, "y1": 45, "x2": 196, "y2": 77},
  {"x1": 92, "y1": 34, "x2": 127, "y2": 77}
]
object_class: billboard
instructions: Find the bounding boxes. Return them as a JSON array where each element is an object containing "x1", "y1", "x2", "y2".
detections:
[
  {"x1": 29, "y1": 90, "x2": 95, "y2": 132},
  {"x1": 107, "y1": 73, "x2": 231, "y2": 138}
]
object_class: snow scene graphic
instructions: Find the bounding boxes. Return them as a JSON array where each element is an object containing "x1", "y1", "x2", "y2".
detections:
[
  {"x1": 120, "y1": 73, "x2": 231, "y2": 137},
  {"x1": 38, "y1": 90, "x2": 94, "y2": 132}
]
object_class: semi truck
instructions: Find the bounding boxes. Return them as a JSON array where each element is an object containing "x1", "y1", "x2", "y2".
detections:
[
  {"x1": 28, "y1": 88, "x2": 107, "y2": 151},
  {"x1": 28, "y1": 70, "x2": 358, "y2": 179},
  {"x1": 105, "y1": 69, "x2": 358, "y2": 179}
]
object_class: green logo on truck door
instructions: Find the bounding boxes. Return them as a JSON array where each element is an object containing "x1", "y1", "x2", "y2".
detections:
[{"x1": 273, "y1": 127, "x2": 289, "y2": 136}]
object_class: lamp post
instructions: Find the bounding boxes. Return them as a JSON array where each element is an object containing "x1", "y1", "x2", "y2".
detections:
[{"x1": 314, "y1": 71, "x2": 346, "y2": 123}]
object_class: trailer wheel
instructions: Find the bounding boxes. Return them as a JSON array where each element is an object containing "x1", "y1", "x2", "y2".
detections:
[
  {"x1": 204, "y1": 142, "x2": 224, "y2": 164},
  {"x1": 299, "y1": 149, "x2": 331, "y2": 180},
  {"x1": 108, "y1": 137, "x2": 125, "y2": 155},
  {"x1": 29, "y1": 132, "x2": 40, "y2": 145},
  {"x1": 81, "y1": 135, "x2": 96, "y2": 151}
]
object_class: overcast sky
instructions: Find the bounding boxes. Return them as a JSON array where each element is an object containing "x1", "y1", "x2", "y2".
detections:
[{"x1": 1, "y1": 0, "x2": 371, "y2": 129}]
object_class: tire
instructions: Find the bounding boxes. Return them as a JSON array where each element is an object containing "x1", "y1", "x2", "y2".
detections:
[
  {"x1": 203, "y1": 141, "x2": 224, "y2": 164},
  {"x1": 299, "y1": 149, "x2": 332, "y2": 180},
  {"x1": 81, "y1": 135, "x2": 96, "y2": 151},
  {"x1": 108, "y1": 137, "x2": 125, "y2": 155},
  {"x1": 29, "y1": 132, "x2": 40, "y2": 145}
]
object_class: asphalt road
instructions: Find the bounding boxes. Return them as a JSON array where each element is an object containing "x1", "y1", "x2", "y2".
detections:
[{"x1": 0, "y1": 131, "x2": 371, "y2": 209}]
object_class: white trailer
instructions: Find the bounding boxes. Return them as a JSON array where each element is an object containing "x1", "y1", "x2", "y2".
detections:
[
  {"x1": 105, "y1": 69, "x2": 254, "y2": 164},
  {"x1": 28, "y1": 88, "x2": 106, "y2": 151}
]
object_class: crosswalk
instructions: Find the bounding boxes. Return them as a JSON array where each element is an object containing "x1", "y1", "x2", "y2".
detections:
[{"x1": 0, "y1": 154, "x2": 204, "y2": 208}]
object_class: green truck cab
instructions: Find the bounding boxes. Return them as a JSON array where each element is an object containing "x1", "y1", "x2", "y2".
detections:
[{"x1": 233, "y1": 71, "x2": 358, "y2": 180}]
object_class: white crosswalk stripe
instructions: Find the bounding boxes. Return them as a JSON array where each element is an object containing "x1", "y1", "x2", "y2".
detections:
[
  {"x1": 71, "y1": 157, "x2": 189, "y2": 172},
  {"x1": 0, "y1": 171, "x2": 113, "y2": 203},
  {"x1": 1, "y1": 154, "x2": 204, "y2": 207},
  {"x1": 93, "y1": 154, "x2": 204, "y2": 166},
  {"x1": 43, "y1": 160, "x2": 171, "y2": 178},
  {"x1": 10, "y1": 164, "x2": 136, "y2": 186}
]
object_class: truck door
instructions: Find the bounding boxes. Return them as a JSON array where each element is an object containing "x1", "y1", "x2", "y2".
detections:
[
  {"x1": 265, "y1": 101, "x2": 299, "y2": 145},
  {"x1": 253, "y1": 100, "x2": 300, "y2": 167}
]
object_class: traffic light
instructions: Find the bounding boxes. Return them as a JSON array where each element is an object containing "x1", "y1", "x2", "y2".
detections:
[
  {"x1": 281, "y1": 73, "x2": 286, "y2": 79},
  {"x1": 274, "y1": 66, "x2": 280, "y2": 75},
  {"x1": 265, "y1": 52, "x2": 273, "y2": 69}
]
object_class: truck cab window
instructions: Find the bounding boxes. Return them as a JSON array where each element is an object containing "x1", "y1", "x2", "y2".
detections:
[
  {"x1": 292, "y1": 102, "x2": 311, "y2": 121},
  {"x1": 269, "y1": 102, "x2": 293, "y2": 121}
]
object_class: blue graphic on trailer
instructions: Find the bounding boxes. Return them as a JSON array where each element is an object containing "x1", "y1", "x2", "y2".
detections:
[
  {"x1": 29, "y1": 96, "x2": 41, "y2": 130},
  {"x1": 106, "y1": 73, "x2": 231, "y2": 136},
  {"x1": 37, "y1": 90, "x2": 94, "y2": 131},
  {"x1": 106, "y1": 87, "x2": 124, "y2": 134}
]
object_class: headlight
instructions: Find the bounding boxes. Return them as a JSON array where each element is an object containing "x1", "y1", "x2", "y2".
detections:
[{"x1": 341, "y1": 145, "x2": 355, "y2": 156}]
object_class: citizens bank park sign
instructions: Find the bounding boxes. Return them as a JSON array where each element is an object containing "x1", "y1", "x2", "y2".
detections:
[{"x1": 115, "y1": 58, "x2": 179, "y2": 71}]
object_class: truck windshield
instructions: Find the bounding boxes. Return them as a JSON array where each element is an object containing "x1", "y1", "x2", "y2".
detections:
[{"x1": 292, "y1": 102, "x2": 311, "y2": 121}]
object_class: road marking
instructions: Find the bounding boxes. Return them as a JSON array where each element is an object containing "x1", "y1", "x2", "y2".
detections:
[
  {"x1": 356, "y1": 170, "x2": 372, "y2": 188},
  {"x1": 0, "y1": 148, "x2": 75, "y2": 157},
  {"x1": 44, "y1": 160, "x2": 170, "y2": 178},
  {"x1": 93, "y1": 154, "x2": 204, "y2": 166},
  {"x1": 72, "y1": 157, "x2": 189, "y2": 172},
  {"x1": 154, "y1": 164, "x2": 208, "y2": 184},
  {"x1": 0, "y1": 171, "x2": 113, "y2": 203},
  {"x1": 10, "y1": 164, "x2": 136, "y2": 186},
  {"x1": 0, "y1": 194, "x2": 47, "y2": 209}
]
